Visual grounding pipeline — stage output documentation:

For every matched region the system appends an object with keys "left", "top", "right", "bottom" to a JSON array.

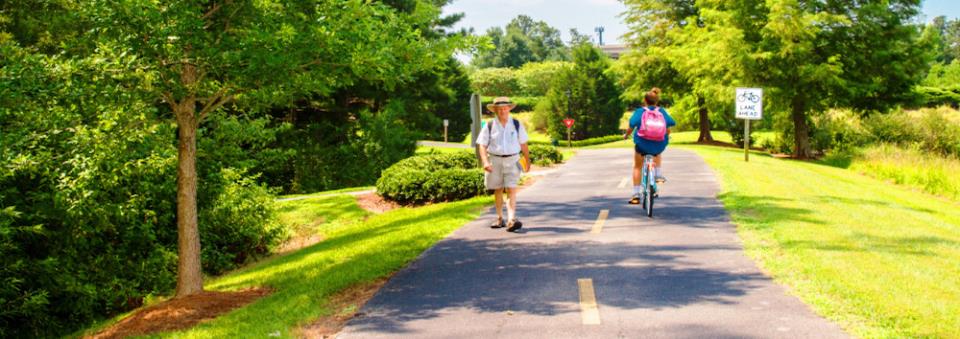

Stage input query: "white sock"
[
  {"left": 508, "top": 210, "right": 516, "bottom": 220},
  {"left": 633, "top": 185, "right": 641, "bottom": 195},
  {"left": 655, "top": 167, "right": 662, "bottom": 177}
]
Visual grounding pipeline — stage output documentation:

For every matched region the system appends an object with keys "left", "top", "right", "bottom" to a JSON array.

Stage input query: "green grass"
[
  {"left": 277, "top": 187, "right": 373, "bottom": 200},
  {"left": 583, "top": 131, "right": 734, "bottom": 149},
  {"left": 680, "top": 144, "right": 960, "bottom": 338},
  {"left": 276, "top": 194, "right": 370, "bottom": 238},
  {"left": 845, "top": 144, "right": 960, "bottom": 201},
  {"left": 81, "top": 195, "right": 493, "bottom": 338}
]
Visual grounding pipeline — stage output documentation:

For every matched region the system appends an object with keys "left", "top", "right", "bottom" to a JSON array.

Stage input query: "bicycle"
[
  {"left": 640, "top": 154, "right": 658, "bottom": 218},
  {"left": 737, "top": 92, "right": 760, "bottom": 103}
]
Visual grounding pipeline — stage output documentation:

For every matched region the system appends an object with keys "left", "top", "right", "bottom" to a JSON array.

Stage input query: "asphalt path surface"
[{"left": 339, "top": 148, "right": 847, "bottom": 338}]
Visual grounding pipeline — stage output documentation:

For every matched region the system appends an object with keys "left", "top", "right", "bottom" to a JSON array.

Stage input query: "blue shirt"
[{"left": 629, "top": 106, "right": 676, "bottom": 155}]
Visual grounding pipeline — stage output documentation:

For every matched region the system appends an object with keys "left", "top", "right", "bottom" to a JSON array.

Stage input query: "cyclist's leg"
[{"left": 653, "top": 153, "right": 666, "bottom": 182}]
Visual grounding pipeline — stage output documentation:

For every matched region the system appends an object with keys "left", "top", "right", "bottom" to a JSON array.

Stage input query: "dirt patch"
[
  {"left": 88, "top": 288, "right": 272, "bottom": 339},
  {"left": 278, "top": 234, "right": 325, "bottom": 254},
  {"left": 357, "top": 192, "right": 399, "bottom": 214},
  {"left": 297, "top": 278, "right": 389, "bottom": 338}
]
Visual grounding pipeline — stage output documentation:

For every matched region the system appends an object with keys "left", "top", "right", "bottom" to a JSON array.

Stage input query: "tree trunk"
[
  {"left": 696, "top": 95, "right": 713, "bottom": 143},
  {"left": 791, "top": 95, "right": 811, "bottom": 159},
  {"left": 174, "top": 64, "right": 204, "bottom": 298}
]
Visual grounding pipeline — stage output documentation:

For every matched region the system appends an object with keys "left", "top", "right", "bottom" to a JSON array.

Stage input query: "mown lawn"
[{"left": 681, "top": 144, "right": 960, "bottom": 338}]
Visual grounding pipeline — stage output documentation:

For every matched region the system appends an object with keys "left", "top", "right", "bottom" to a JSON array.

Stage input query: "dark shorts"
[{"left": 634, "top": 144, "right": 664, "bottom": 156}]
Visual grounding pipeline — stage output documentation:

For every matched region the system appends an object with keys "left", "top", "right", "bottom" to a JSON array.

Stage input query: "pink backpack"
[{"left": 636, "top": 106, "right": 667, "bottom": 141}]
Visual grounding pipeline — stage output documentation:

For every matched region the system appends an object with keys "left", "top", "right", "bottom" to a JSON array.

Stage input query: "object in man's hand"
[{"left": 519, "top": 157, "right": 530, "bottom": 172}]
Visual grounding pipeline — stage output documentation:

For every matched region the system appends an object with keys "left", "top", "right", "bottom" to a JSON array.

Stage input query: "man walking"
[{"left": 476, "top": 97, "right": 530, "bottom": 232}]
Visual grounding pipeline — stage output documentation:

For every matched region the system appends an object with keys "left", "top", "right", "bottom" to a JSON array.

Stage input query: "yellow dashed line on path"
[
  {"left": 578, "top": 278, "right": 601, "bottom": 325},
  {"left": 591, "top": 210, "right": 609, "bottom": 234}
]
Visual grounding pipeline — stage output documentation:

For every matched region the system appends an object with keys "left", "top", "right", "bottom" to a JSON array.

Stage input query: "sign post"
[
  {"left": 469, "top": 94, "right": 482, "bottom": 164},
  {"left": 563, "top": 118, "right": 575, "bottom": 147},
  {"left": 443, "top": 119, "right": 449, "bottom": 143},
  {"left": 735, "top": 88, "right": 763, "bottom": 162}
]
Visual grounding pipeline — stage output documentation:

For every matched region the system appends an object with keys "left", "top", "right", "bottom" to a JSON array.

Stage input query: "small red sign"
[{"left": 563, "top": 118, "right": 575, "bottom": 128}]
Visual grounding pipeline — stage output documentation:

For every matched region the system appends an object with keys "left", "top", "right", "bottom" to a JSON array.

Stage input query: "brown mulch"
[
  {"left": 88, "top": 288, "right": 272, "bottom": 339},
  {"left": 296, "top": 278, "right": 389, "bottom": 338},
  {"left": 357, "top": 192, "right": 399, "bottom": 214}
]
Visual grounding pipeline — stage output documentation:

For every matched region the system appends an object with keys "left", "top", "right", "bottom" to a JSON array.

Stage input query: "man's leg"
[
  {"left": 494, "top": 188, "right": 504, "bottom": 220},
  {"left": 506, "top": 187, "right": 518, "bottom": 221}
]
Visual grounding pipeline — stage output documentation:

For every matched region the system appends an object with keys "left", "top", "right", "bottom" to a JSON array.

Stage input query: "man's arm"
[{"left": 479, "top": 144, "right": 492, "bottom": 172}]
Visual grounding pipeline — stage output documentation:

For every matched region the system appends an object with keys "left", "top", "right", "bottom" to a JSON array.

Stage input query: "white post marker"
[
  {"left": 735, "top": 88, "right": 763, "bottom": 162},
  {"left": 443, "top": 119, "right": 449, "bottom": 143}
]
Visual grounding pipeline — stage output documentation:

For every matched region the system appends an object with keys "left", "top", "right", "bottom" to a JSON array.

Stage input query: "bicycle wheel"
[{"left": 645, "top": 176, "right": 654, "bottom": 218}]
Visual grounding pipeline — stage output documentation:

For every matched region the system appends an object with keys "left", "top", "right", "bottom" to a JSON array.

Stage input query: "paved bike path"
[{"left": 338, "top": 148, "right": 846, "bottom": 338}]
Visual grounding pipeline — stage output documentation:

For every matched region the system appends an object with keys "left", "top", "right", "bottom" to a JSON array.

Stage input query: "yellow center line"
[
  {"left": 591, "top": 209, "right": 609, "bottom": 234},
  {"left": 578, "top": 278, "right": 601, "bottom": 325},
  {"left": 617, "top": 177, "right": 630, "bottom": 189}
]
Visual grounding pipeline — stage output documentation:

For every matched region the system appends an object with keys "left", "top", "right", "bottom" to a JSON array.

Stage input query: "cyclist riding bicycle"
[{"left": 626, "top": 88, "right": 676, "bottom": 205}]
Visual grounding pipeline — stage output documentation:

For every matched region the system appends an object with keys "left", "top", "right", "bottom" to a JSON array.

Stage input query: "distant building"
[{"left": 600, "top": 44, "right": 628, "bottom": 59}]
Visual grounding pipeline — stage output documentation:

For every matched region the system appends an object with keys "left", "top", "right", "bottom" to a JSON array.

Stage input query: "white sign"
[
  {"left": 735, "top": 88, "right": 763, "bottom": 120},
  {"left": 443, "top": 119, "right": 449, "bottom": 127}
]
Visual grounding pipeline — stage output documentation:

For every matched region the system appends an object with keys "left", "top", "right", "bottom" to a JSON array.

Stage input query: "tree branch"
[
  {"left": 201, "top": 2, "right": 223, "bottom": 21},
  {"left": 197, "top": 87, "right": 234, "bottom": 122},
  {"left": 162, "top": 92, "right": 178, "bottom": 113}
]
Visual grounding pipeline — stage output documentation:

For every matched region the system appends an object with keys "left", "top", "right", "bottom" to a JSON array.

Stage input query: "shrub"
[
  {"left": 199, "top": 169, "right": 288, "bottom": 275},
  {"left": 516, "top": 61, "right": 574, "bottom": 96},
  {"left": 862, "top": 112, "right": 922, "bottom": 145},
  {"left": 470, "top": 68, "right": 520, "bottom": 96},
  {"left": 529, "top": 145, "right": 563, "bottom": 165},
  {"left": 376, "top": 152, "right": 486, "bottom": 205},
  {"left": 529, "top": 134, "right": 623, "bottom": 147}
]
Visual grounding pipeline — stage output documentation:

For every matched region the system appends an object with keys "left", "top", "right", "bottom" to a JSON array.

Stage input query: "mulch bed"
[
  {"left": 357, "top": 192, "right": 400, "bottom": 214},
  {"left": 88, "top": 288, "right": 272, "bottom": 339}
]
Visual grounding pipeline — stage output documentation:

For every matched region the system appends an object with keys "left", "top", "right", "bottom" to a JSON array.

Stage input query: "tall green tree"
[
  {"left": 619, "top": 0, "right": 721, "bottom": 142},
  {"left": 472, "top": 15, "right": 568, "bottom": 68},
  {"left": 542, "top": 44, "right": 623, "bottom": 140},
  {"left": 77, "top": 0, "right": 461, "bottom": 297}
]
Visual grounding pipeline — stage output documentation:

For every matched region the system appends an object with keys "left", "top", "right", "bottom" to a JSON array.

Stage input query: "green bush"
[
  {"left": 863, "top": 112, "right": 922, "bottom": 145},
  {"left": 516, "top": 61, "right": 574, "bottom": 96},
  {"left": 529, "top": 145, "right": 563, "bottom": 165},
  {"left": 376, "top": 152, "right": 486, "bottom": 205},
  {"left": 470, "top": 67, "right": 520, "bottom": 96},
  {"left": 199, "top": 169, "right": 288, "bottom": 275},
  {"left": 529, "top": 134, "right": 623, "bottom": 147}
]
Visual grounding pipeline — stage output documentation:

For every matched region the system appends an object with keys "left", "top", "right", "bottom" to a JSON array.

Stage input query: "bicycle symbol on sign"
[{"left": 737, "top": 91, "right": 760, "bottom": 103}]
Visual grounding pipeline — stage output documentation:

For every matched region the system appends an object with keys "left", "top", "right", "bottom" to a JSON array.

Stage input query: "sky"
[{"left": 442, "top": 0, "right": 960, "bottom": 48}]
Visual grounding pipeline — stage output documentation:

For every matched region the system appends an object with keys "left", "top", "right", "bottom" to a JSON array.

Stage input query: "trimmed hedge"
[
  {"left": 529, "top": 134, "right": 623, "bottom": 147},
  {"left": 529, "top": 145, "right": 563, "bottom": 166},
  {"left": 377, "top": 152, "right": 486, "bottom": 205}
]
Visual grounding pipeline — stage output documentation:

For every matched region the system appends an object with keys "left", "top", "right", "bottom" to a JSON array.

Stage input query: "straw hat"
[{"left": 486, "top": 96, "right": 517, "bottom": 111}]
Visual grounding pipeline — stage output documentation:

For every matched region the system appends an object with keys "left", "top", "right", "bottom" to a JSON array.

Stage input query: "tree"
[
  {"left": 636, "top": 0, "right": 929, "bottom": 158},
  {"left": 78, "top": 0, "right": 460, "bottom": 297},
  {"left": 472, "top": 15, "right": 568, "bottom": 68},
  {"left": 619, "top": 0, "right": 719, "bottom": 142},
  {"left": 542, "top": 44, "right": 623, "bottom": 140}
]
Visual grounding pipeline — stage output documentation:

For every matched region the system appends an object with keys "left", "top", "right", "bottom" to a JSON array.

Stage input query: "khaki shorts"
[{"left": 485, "top": 154, "right": 522, "bottom": 189}]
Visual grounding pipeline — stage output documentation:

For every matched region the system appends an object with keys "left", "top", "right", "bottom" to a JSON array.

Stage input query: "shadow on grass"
[
  {"left": 716, "top": 193, "right": 824, "bottom": 227},
  {"left": 782, "top": 232, "right": 960, "bottom": 257}
]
